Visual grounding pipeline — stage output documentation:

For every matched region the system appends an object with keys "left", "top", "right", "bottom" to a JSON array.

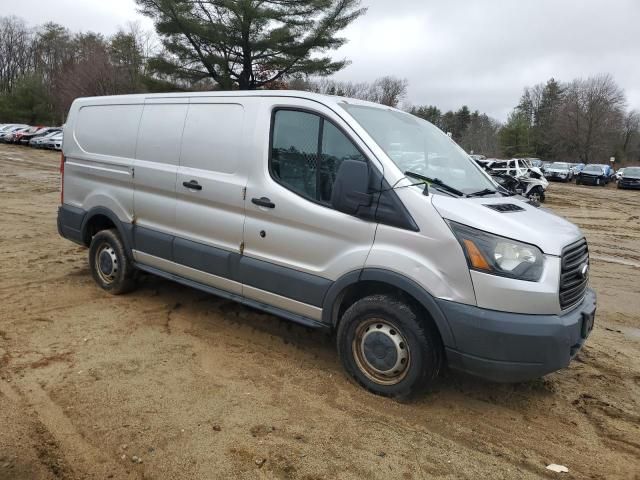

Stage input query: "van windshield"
[{"left": 339, "top": 103, "right": 495, "bottom": 194}]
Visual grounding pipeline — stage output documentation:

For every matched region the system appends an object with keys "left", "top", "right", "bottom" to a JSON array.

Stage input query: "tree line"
[
  {"left": 500, "top": 75, "right": 639, "bottom": 164},
  {"left": 0, "top": 16, "right": 162, "bottom": 124}
]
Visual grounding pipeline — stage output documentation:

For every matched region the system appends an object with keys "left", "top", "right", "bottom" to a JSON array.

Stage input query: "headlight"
[{"left": 447, "top": 221, "right": 544, "bottom": 281}]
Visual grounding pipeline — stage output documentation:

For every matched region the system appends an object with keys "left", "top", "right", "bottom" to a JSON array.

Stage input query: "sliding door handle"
[
  {"left": 182, "top": 180, "right": 202, "bottom": 191},
  {"left": 251, "top": 197, "right": 275, "bottom": 209}
]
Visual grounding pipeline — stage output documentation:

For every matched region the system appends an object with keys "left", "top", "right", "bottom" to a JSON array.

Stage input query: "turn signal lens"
[{"left": 462, "top": 239, "right": 492, "bottom": 271}]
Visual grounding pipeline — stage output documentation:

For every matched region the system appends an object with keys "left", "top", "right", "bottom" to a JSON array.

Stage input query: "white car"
[{"left": 45, "top": 133, "right": 63, "bottom": 150}]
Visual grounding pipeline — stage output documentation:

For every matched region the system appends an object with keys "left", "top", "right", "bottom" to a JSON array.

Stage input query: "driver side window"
[{"left": 271, "top": 109, "right": 366, "bottom": 204}]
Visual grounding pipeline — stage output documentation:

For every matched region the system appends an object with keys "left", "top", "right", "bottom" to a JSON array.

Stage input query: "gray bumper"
[
  {"left": 437, "top": 288, "right": 596, "bottom": 382},
  {"left": 57, "top": 204, "right": 86, "bottom": 245}
]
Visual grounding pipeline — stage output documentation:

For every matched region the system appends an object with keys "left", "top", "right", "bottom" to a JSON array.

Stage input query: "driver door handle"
[{"left": 251, "top": 197, "right": 275, "bottom": 209}]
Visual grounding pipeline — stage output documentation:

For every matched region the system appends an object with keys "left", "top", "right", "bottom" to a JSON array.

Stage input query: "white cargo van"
[{"left": 58, "top": 91, "right": 596, "bottom": 398}]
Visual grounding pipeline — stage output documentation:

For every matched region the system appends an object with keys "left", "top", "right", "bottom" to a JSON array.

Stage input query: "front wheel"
[
  {"left": 527, "top": 186, "right": 545, "bottom": 203},
  {"left": 89, "top": 229, "right": 136, "bottom": 294},
  {"left": 336, "top": 294, "right": 442, "bottom": 399}
]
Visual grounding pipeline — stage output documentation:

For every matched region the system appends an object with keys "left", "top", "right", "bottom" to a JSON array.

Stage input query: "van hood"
[{"left": 431, "top": 195, "right": 583, "bottom": 256}]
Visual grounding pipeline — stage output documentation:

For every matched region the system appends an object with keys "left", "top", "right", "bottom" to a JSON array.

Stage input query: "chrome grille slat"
[{"left": 559, "top": 238, "right": 589, "bottom": 310}]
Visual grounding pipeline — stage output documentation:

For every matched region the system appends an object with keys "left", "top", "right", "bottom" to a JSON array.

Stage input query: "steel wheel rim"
[
  {"left": 352, "top": 318, "right": 411, "bottom": 386},
  {"left": 95, "top": 243, "right": 118, "bottom": 284}
]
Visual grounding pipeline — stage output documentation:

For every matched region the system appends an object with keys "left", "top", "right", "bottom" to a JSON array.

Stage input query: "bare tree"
[
  {"left": 554, "top": 74, "right": 625, "bottom": 163},
  {"left": 291, "top": 75, "right": 407, "bottom": 107},
  {"left": 0, "top": 16, "right": 34, "bottom": 93},
  {"left": 621, "top": 110, "right": 640, "bottom": 159},
  {"left": 368, "top": 76, "right": 408, "bottom": 107}
]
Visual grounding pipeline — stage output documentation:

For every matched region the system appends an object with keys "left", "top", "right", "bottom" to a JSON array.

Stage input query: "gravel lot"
[{"left": 0, "top": 144, "right": 639, "bottom": 479}]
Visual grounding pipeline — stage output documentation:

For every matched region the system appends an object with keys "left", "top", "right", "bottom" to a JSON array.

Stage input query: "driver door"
[{"left": 240, "top": 99, "right": 380, "bottom": 320}]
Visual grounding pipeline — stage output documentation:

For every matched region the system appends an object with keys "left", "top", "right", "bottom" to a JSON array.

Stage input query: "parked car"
[
  {"left": 30, "top": 129, "right": 62, "bottom": 148},
  {"left": 617, "top": 166, "right": 640, "bottom": 190},
  {"left": 0, "top": 125, "right": 29, "bottom": 142},
  {"left": 575, "top": 165, "right": 607, "bottom": 186},
  {"left": 544, "top": 162, "right": 574, "bottom": 182},
  {"left": 483, "top": 158, "right": 548, "bottom": 202},
  {"left": 523, "top": 158, "right": 543, "bottom": 169},
  {"left": 592, "top": 164, "right": 614, "bottom": 183},
  {"left": 20, "top": 127, "right": 59, "bottom": 145},
  {"left": 45, "top": 132, "right": 63, "bottom": 150},
  {"left": 57, "top": 91, "right": 596, "bottom": 398},
  {"left": 11, "top": 126, "right": 41, "bottom": 144},
  {"left": 570, "top": 163, "right": 585, "bottom": 174},
  {"left": 0, "top": 123, "right": 28, "bottom": 134}
]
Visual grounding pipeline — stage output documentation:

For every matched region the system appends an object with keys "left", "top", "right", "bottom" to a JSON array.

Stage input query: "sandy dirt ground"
[{"left": 0, "top": 144, "right": 638, "bottom": 480}]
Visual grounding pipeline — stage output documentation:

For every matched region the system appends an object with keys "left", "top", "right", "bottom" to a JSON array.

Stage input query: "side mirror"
[{"left": 331, "top": 160, "right": 372, "bottom": 215}]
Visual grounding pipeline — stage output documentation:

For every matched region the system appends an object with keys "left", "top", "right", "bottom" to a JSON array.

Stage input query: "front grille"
[
  {"left": 559, "top": 238, "right": 589, "bottom": 309},
  {"left": 621, "top": 178, "right": 640, "bottom": 187}
]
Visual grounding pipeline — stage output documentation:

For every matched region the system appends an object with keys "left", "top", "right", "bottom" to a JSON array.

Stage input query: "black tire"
[
  {"left": 527, "top": 186, "right": 545, "bottom": 203},
  {"left": 336, "top": 294, "right": 442, "bottom": 399},
  {"left": 575, "top": 177, "right": 581, "bottom": 185},
  {"left": 88, "top": 228, "right": 136, "bottom": 295}
]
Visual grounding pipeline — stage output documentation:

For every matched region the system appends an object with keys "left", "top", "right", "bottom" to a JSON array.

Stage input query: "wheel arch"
[
  {"left": 322, "top": 268, "right": 456, "bottom": 348},
  {"left": 81, "top": 207, "right": 134, "bottom": 255}
]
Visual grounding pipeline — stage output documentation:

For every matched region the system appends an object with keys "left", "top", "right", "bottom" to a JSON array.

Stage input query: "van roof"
[{"left": 72, "top": 89, "right": 392, "bottom": 111}]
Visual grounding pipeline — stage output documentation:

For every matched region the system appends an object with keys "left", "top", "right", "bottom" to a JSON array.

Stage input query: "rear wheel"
[
  {"left": 88, "top": 229, "right": 136, "bottom": 294},
  {"left": 336, "top": 294, "right": 442, "bottom": 399}
]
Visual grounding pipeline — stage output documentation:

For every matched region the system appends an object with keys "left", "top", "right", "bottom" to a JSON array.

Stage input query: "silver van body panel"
[
  {"left": 431, "top": 195, "right": 583, "bottom": 256},
  {"left": 133, "top": 249, "right": 242, "bottom": 295},
  {"left": 471, "top": 257, "right": 562, "bottom": 314},
  {"left": 364, "top": 186, "right": 476, "bottom": 305}
]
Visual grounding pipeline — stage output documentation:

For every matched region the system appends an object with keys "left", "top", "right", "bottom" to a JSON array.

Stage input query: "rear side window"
[
  {"left": 75, "top": 104, "right": 143, "bottom": 158},
  {"left": 180, "top": 103, "right": 244, "bottom": 173},
  {"left": 271, "top": 109, "right": 365, "bottom": 203}
]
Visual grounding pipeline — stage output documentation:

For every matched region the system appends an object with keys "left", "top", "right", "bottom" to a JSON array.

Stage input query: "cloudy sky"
[{"left": 7, "top": 0, "right": 640, "bottom": 121}]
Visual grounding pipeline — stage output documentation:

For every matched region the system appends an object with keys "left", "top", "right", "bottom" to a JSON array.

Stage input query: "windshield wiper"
[
  {"left": 466, "top": 188, "right": 499, "bottom": 198},
  {"left": 404, "top": 171, "right": 464, "bottom": 197}
]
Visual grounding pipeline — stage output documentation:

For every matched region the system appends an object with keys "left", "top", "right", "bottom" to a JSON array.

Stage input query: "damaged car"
[
  {"left": 484, "top": 158, "right": 549, "bottom": 202},
  {"left": 575, "top": 164, "right": 607, "bottom": 186},
  {"left": 544, "top": 162, "right": 574, "bottom": 182},
  {"left": 617, "top": 166, "right": 640, "bottom": 190}
]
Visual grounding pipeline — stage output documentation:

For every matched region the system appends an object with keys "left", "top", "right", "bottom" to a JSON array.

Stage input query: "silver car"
[{"left": 57, "top": 91, "right": 596, "bottom": 398}]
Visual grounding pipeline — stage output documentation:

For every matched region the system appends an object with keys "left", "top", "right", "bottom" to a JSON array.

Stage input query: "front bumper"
[
  {"left": 619, "top": 179, "right": 640, "bottom": 189},
  {"left": 545, "top": 172, "right": 568, "bottom": 181},
  {"left": 437, "top": 288, "right": 596, "bottom": 382}
]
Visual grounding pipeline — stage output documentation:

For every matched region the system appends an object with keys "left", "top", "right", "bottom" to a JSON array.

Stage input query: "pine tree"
[{"left": 135, "top": 0, "right": 366, "bottom": 90}]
